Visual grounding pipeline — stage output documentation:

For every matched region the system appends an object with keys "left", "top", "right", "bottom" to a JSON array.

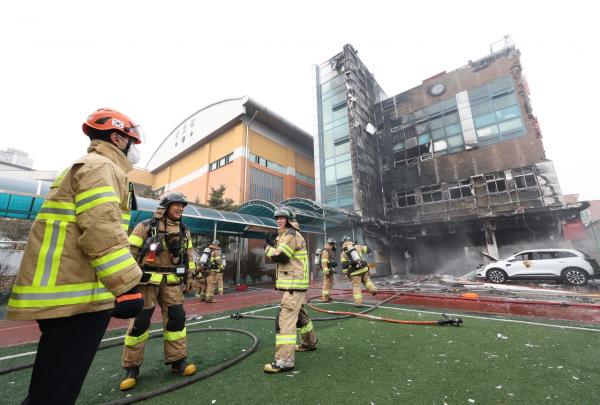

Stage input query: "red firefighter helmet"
[{"left": 82, "top": 108, "right": 143, "bottom": 144}]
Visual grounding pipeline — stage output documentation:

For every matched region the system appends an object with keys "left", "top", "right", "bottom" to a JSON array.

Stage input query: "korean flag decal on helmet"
[{"left": 112, "top": 118, "right": 124, "bottom": 129}]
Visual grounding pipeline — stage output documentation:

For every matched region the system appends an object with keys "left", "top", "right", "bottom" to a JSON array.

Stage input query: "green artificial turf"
[{"left": 1, "top": 303, "right": 599, "bottom": 405}]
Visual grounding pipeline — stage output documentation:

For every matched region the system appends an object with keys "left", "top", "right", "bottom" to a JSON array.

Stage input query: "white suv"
[{"left": 475, "top": 249, "right": 600, "bottom": 286}]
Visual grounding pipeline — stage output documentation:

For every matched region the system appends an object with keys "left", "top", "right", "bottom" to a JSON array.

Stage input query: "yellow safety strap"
[
  {"left": 121, "top": 212, "right": 131, "bottom": 231},
  {"left": 279, "top": 243, "right": 294, "bottom": 258},
  {"left": 36, "top": 201, "right": 77, "bottom": 222},
  {"left": 149, "top": 273, "right": 164, "bottom": 284},
  {"left": 9, "top": 282, "right": 113, "bottom": 308},
  {"left": 128, "top": 234, "right": 144, "bottom": 248},
  {"left": 163, "top": 327, "right": 186, "bottom": 342},
  {"left": 33, "top": 220, "right": 69, "bottom": 287},
  {"left": 297, "top": 321, "right": 313, "bottom": 335},
  {"left": 275, "top": 334, "right": 296, "bottom": 345},
  {"left": 91, "top": 247, "right": 136, "bottom": 278},
  {"left": 75, "top": 186, "right": 120, "bottom": 214},
  {"left": 125, "top": 331, "right": 149, "bottom": 347}
]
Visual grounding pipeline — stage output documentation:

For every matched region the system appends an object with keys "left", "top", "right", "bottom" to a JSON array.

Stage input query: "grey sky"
[{"left": 1, "top": 0, "right": 598, "bottom": 199}]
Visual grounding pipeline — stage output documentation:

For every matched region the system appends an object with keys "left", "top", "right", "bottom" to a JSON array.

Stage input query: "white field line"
[{"left": 0, "top": 305, "right": 279, "bottom": 362}]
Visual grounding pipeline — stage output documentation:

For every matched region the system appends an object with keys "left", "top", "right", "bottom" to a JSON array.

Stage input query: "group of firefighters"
[{"left": 5, "top": 108, "right": 376, "bottom": 404}]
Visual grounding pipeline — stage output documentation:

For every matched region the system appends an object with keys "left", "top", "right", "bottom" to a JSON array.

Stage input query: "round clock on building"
[{"left": 429, "top": 83, "right": 446, "bottom": 96}]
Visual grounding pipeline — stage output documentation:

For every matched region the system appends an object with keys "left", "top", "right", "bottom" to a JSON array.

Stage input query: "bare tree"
[
  {"left": 0, "top": 218, "right": 32, "bottom": 246},
  {"left": 0, "top": 260, "right": 16, "bottom": 302}
]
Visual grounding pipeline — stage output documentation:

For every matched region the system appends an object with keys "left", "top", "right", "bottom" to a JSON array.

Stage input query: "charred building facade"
[{"left": 315, "top": 41, "right": 583, "bottom": 275}]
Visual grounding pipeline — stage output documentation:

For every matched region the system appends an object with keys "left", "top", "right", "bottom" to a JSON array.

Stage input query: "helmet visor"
[{"left": 124, "top": 124, "right": 145, "bottom": 144}]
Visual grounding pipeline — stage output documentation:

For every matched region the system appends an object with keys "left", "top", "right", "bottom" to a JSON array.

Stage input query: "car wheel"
[
  {"left": 562, "top": 268, "right": 588, "bottom": 286},
  {"left": 487, "top": 268, "right": 507, "bottom": 284}
]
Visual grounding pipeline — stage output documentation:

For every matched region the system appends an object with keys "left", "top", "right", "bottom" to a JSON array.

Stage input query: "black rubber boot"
[
  {"left": 119, "top": 367, "right": 139, "bottom": 391},
  {"left": 171, "top": 359, "right": 197, "bottom": 376}
]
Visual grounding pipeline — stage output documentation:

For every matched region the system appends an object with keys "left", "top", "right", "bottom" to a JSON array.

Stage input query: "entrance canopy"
[
  {"left": 0, "top": 176, "right": 358, "bottom": 238},
  {"left": 237, "top": 197, "right": 358, "bottom": 233}
]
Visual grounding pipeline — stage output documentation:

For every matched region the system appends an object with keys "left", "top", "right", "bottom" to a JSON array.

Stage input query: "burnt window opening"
[
  {"left": 385, "top": 193, "right": 393, "bottom": 209},
  {"left": 397, "top": 190, "right": 416, "bottom": 207},
  {"left": 421, "top": 185, "right": 443, "bottom": 203},
  {"left": 449, "top": 179, "right": 473, "bottom": 199},
  {"left": 486, "top": 173, "right": 507, "bottom": 193},
  {"left": 513, "top": 167, "right": 537, "bottom": 189}
]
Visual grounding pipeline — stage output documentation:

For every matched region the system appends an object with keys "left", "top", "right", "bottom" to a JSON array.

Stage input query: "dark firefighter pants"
[
  {"left": 122, "top": 279, "right": 187, "bottom": 368},
  {"left": 22, "top": 309, "right": 112, "bottom": 405}
]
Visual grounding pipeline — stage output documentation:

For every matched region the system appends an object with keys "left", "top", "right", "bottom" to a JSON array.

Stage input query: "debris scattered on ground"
[{"left": 496, "top": 333, "right": 508, "bottom": 340}]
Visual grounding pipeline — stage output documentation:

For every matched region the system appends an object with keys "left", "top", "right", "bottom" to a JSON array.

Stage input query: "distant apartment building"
[
  {"left": 0, "top": 148, "right": 33, "bottom": 169},
  {"left": 0, "top": 148, "right": 58, "bottom": 181}
]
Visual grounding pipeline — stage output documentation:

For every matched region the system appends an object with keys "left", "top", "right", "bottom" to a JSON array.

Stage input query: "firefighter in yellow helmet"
[
  {"left": 320, "top": 238, "right": 338, "bottom": 302},
  {"left": 120, "top": 192, "right": 197, "bottom": 391},
  {"left": 264, "top": 208, "right": 317, "bottom": 373},
  {"left": 340, "top": 236, "right": 377, "bottom": 306},
  {"left": 202, "top": 240, "right": 224, "bottom": 303},
  {"left": 7, "top": 108, "right": 145, "bottom": 404}
]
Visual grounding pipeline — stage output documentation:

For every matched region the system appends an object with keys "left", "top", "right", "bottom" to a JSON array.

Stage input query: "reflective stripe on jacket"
[
  {"left": 265, "top": 227, "right": 309, "bottom": 291},
  {"left": 321, "top": 248, "right": 331, "bottom": 274},
  {"left": 7, "top": 141, "right": 142, "bottom": 320},
  {"left": 208, "top": 245, "right": 224, "bottom": 272}
]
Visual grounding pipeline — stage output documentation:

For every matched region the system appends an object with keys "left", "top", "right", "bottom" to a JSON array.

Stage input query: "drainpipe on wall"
[{"left": 243, "top": 110, "right": 259, "bottom": 202}]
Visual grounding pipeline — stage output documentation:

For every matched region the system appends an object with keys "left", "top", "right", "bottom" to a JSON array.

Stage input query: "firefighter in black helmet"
[
  {"left": 320, "top": 237, "right": 338, "bottom": 302},
  {"left": 264, "top": 208, "right": 317, "bottom": 373},
  {"left": 203, "top": 239, "right": 224, "bottom": 303},
  {"left": 120, "top": 191, "right": 197, "bottom": 390}
]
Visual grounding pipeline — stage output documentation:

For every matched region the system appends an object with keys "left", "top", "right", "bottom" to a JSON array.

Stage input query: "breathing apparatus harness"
[
  {"left": 138, "top": 216, "right": 190, "bottom": 279},
  {"left": 314, "top": 246, "right": 338, "bottom": 273},
  {"left": 199, "top": 245, "right": 224, "bottom": 272},
  {"left": 343, "top": 243, "right": 368, "bottom": 271}
]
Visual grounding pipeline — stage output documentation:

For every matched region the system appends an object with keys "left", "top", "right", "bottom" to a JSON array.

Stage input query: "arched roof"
[
  {"left": 146, "top": 97, "right": 246, "bottom": 171},
  {"left": 145, "top": 96, "right": 313, "bottom": 172},
  {"left": 0, "top": 176, "right": 337, "bottom": 237}
]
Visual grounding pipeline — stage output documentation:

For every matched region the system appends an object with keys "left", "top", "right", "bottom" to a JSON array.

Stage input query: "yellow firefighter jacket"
[
  {"left": 7, "top": 141, "right": 142, "bottom": 320},
  {"left": 208, "top": 244, "right": 224, "bottom": 273},
  {"left": 320, "top": 245, "right": 336, "bottom": 275},
  {"left": 341, "top": 241, "right": 370, "bottom": 276},
  {"left": 265, "top": 221, "right": 309, "bottom": 291},
  {"left": 127, "top": 214, "right": 195, "bottom": 286}
]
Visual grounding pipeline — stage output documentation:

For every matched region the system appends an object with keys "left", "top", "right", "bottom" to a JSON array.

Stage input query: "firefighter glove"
[
  {"left": 113, "top": 286, "right": 144, "bottom": 319},
  {"left": 265, "top": 233, "right": 276, "bottom": 247}
]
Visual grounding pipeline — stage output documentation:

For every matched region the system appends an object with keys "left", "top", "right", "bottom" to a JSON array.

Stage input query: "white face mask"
[{"left": 127, "top": 143, "right": 141, "bottom": 165}]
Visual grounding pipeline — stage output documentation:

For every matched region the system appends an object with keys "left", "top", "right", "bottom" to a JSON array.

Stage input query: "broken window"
[
  {"left": 449, "top": 179, "right": 473, "bottom": 199},
  {"left": 470, "top": 76, "right": 525, "bottom": 144},
  {"left": 513, "top": 167, "right": 537, "bottom": 189},
  {"left": 393, "top": 97, "right": 465, "bottom": 164},
  {"left": 485, "top": 173, "right": 506, "bottom": 193},
  {"left": 385, "top": 193, "right": 393, "bottom": 209},
  {"left": 421, "top": 185, "right": 443, "bottom": 203},
  {"left": 396, "top": 190, "right": 416, "bottom": 207}
]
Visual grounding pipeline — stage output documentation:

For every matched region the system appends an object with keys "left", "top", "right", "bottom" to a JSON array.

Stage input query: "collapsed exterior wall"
[
  {"left": 375, "top": 45, "right": 562, "bottom": 226},
  {"left": 315, "top": 41, "right": 580, "bottom": 276}
]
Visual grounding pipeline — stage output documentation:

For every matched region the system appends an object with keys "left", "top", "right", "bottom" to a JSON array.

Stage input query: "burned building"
[{"left": 314, "top": 41, "right": 583, "bottom": 275}]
